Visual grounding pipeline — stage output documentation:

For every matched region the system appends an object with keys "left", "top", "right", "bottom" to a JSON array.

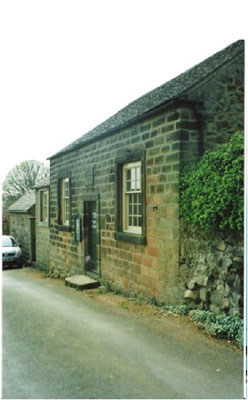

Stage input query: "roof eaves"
[
  {"left": 48, "top": 98, "right": 200, "bottom": 160},
  {"left": 48, "top": 40, "right": 244, "bottom": 161},
  {"left": 8, "top": 205, "right": 35, "bottom": 214},
  {"left": 34, "top": 183, "right": 50, "bottom": 189}
]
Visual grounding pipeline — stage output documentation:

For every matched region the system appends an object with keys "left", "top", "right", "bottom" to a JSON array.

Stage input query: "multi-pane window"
[
  {"left": 40, "top": 190, "right": 48, "bottom": 222},
  {"left": 123, "top": 161, "right": 142, "bottom": 234},
  {"left": 61, "top": 178, "right": 70, "bottom": 225}
]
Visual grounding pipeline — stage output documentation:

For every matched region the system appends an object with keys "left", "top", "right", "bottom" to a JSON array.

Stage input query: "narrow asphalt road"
[{"left": 2, "top": 268, "right": 243, "bottom": 399}]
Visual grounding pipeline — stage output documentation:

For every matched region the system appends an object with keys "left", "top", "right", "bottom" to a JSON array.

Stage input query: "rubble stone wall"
[
  {"left": 179, "top": 222, "right": 243, "bottom": 316},
  {"left": 9, "top": 209, "right": 35, "bottom": 262}
]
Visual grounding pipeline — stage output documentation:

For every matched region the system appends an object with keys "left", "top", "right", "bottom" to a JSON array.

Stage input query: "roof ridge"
[
  {"left": 49, "top": 40, "right": 244, "bottom": 159},
  {"left": 118, "top": 40, "right": 244, "bottom": 108},
  {"left": 8, "top": 190, "right": 36, "bottom": 212}
]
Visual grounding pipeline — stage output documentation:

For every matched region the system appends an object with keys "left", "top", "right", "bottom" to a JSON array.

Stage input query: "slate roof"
[
  {"left": 49, "top": 40, "right": 244, "bottom": 160},
  {"left": 34, "top": 175, "right": 50, "bottom": 189},
  {"left": 8, "top": 191, "right": 36, "bottom": 213}
]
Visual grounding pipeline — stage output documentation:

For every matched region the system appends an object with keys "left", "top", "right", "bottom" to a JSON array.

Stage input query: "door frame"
[{"left": 82, "top": 193, "right": 101, "bottom": 278}]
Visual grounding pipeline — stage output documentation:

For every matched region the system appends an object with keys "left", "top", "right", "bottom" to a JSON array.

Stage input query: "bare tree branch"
[{"left": 2, "top": 160, "right": 49, "bottom": 207}]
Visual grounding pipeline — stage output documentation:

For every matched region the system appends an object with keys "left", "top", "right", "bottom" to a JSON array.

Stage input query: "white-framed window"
[
  {"left": 40, "top": 189, "right": 49, "bottom": 222},
  {"left": 60, "top": 177, "right": 70, "bottom": 226},
  {"left": 122, "top": 161, "right": 142, "bottom": 234}
]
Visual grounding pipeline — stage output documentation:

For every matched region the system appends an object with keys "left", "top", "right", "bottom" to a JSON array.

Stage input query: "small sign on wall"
[{"left": 74, "top": 214, "right": 82, "bottom": 242}]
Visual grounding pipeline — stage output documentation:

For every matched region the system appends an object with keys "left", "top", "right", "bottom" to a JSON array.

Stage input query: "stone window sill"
[
  {"left": 58, "top": 225, "right": 71, "bottom": 232},
  {"left": 114, "top": 231, "right": 146, "bottom": 245},
  {"left": 39, "top": 221, "right": 49, "bottom": 228}
]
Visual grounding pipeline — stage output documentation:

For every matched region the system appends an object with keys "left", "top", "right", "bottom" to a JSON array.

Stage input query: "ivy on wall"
[{"left": 179, "top": 132, "right": 244, "bottom": 232}]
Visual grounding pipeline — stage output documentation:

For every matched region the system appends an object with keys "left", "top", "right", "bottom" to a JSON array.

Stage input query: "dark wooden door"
[{"left": 84, "top": 201, "right": 98, "bottom": 276}]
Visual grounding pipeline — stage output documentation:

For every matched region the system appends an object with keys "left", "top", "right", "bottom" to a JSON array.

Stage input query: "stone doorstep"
[{"left": 65, "top": 275, "right": 100, "bottom": 290}]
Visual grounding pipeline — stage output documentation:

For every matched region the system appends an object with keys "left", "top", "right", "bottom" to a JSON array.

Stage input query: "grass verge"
[{"left": 97, "top": 285, "right": 243, "bottom": 349}]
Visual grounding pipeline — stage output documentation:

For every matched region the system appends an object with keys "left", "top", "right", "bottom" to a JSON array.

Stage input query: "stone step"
[{"left": 65, "top": 275, "right": 100, "bottom": 290}]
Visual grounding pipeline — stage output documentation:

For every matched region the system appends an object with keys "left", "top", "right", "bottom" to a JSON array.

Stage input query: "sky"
[{"left": 0, "top": 0, "right": 247, "bottom": 182}]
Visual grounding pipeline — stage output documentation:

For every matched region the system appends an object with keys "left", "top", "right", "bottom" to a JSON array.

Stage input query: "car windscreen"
[{"left": 2, "top": 237, "right": 17, "bottom": 247}]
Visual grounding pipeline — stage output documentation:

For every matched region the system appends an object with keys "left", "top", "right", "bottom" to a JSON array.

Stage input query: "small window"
[
  {"left": 40, "top": 190, "right": 49, "bottom": 222},
  {"left": 115, "top": 151, "right": 146, "bottom": 244},
  {"left": 60, "top": 177, "right": 70, "bottom": 226},
  {"left": 123, "top": 161, "right": 142, "bottom": 234}
]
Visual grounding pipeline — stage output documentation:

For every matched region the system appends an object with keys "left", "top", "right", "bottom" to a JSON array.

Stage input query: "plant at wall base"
[
  {"left": 179, "top": 132, "right": 244, "bottom": 232},
  {"left": 96, "top": 283, "right": 243, "bottom": 348},
  {"left": 162, "top": 304, "right": 192, "bottom": 316},
  {"left": 189, "top": 309, "right": 243, "bottom": 348},
  {"left": 161, "top": 307, "right": 243, "bottom": 348}
]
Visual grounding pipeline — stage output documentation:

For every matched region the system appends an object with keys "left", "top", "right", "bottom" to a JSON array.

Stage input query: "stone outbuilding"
[
  {"left": 8, "top": 191, "right": 36, "bottom": 263},
  {"left": 44, "top": 40, "right": 244, "bottom": 310}
]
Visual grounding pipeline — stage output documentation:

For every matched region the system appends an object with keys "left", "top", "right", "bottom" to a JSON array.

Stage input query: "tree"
[{"left": 2, "top": 160, "right": 49, "bottom": 207}]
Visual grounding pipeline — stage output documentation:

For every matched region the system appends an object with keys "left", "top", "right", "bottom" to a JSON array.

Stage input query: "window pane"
[
  {"left": 136, "top": 167, "right": 141, "bottom": 190},
  {"left": 65, "top": 199, "right": 69, "bottom": 223},
  {"left": 40, "top": 191, "right": 48, "bottom": 221},
  {"left": 44, "top": 192, "right": 48, "bottom": 221},
  {"left": 127, "top": 181, "right": 131, "bottom": 191},
  {"left": 133, "top": 217, "right": 137, "bottom": 226},
  {"left": 60, "top": 178, "right": 70, "bottom": 225},
  {"left": 138, "top": 216, "right": 142, "bottom": 226},
  {"left": 63, "top": 179, "right": 69, "bottom": 198},
  {"left": 40, "top": 193, "right": 43, "bottom": 220},
  {"left": 129, "top": 203, "right": 132, "bottom": 214},
  {"left": 131, "top": 168, "right": 135, "bottom": 181},
  {"left": 129, "top": 168, "right": 134, "bottom": 190}
]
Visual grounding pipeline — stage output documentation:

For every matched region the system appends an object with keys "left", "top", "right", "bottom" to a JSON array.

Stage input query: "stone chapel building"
[{"left": 36, "top": 40, "right": 244, "bottom": 309}]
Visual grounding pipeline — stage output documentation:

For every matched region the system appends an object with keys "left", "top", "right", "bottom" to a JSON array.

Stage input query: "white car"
[{"left": 2, "top": 235, "right": 23, "bottom": 268}]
